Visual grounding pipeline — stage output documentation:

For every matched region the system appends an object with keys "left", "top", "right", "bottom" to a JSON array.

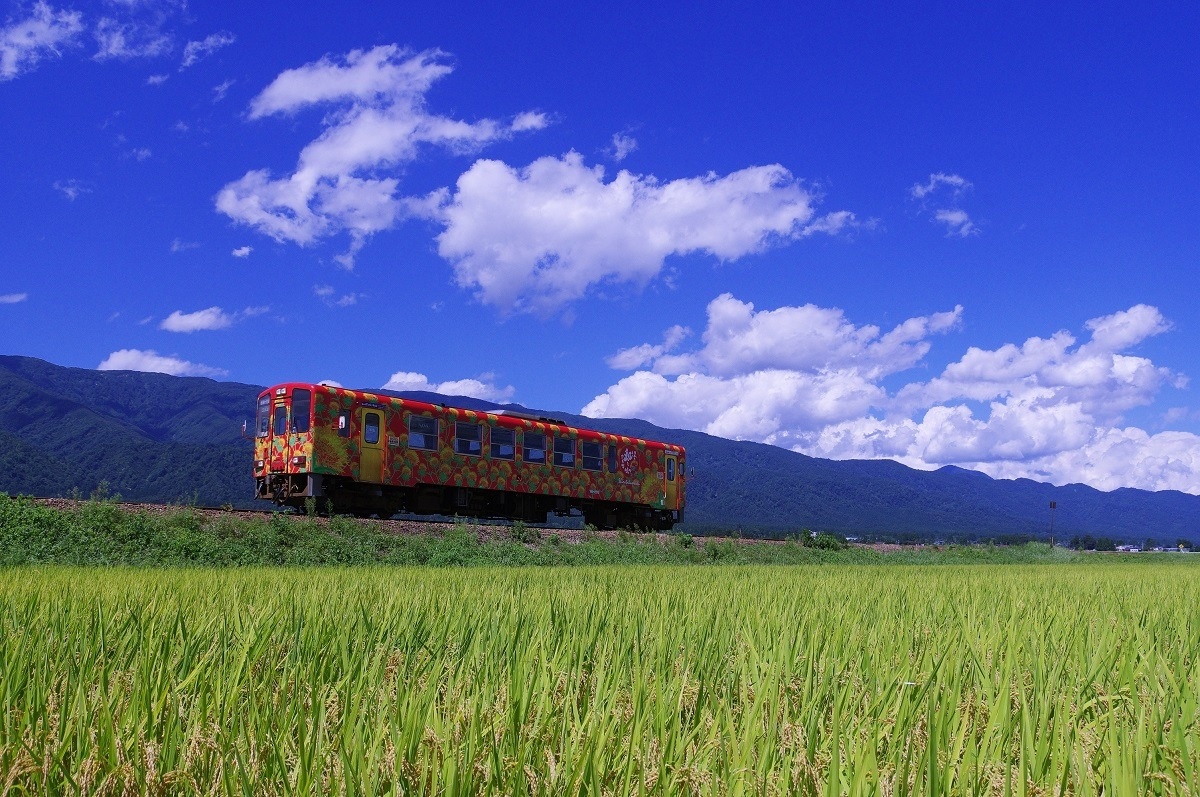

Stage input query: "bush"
[{"left": 812, "top": 533, "right": 846, "bottom": 551}]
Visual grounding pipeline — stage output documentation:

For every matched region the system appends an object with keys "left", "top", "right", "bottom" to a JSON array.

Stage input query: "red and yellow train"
[{"left": 253, "top": 383, "right": 686, "bottom": 529}]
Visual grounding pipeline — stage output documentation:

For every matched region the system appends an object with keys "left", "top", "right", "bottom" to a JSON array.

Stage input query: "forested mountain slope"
[{"left": 2, "top": 356, "right": 1197, "bottom": 542}]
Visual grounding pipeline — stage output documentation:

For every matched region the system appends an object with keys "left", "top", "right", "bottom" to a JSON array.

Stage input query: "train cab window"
[
  {"left": 273, "top": 404, "right": 287, "bottom": 436},
  {"left": 455, "top": 422, "right": 482, "bottom": 456},
  {"left": 523, "top": 432, "right": 546, "bottom": 464},
  {"left": 607, "top": 444, "right": 617, "bottom": 473},
  {"left": 256, "top": 396, "right": 270, "bottom": 438},
  {"left": 666, "top": 457, "right": 676, "bottom": 482},
  {"left": 581, "top": 441, "right": 602, "bottom": 471},
  {"left": 291, "top": 389, "right": 311, "bottom": 433},
  {"left": 408, "top": 415, "right": 438, "bottom": 450},
  {"left": 364, "top": 412, "right": 381, "bottom": 445},
  {"left": 337, "top": 411, "right": 351, "bottom": 438},
  {"left": 553, "top": 437, "right": 576, "bottom": 467},
  {"left": 491, "top": 427, "right": 515, "bottom": 459}
]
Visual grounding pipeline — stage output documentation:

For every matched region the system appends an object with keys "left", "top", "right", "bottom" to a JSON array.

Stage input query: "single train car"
[{"left": 252, "top": 383, "right": 686, "bottom": 529}]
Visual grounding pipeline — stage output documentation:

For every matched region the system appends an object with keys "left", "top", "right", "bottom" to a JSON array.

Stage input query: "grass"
[
  {"left": 1, "top": 564, "right": 1199, "bottom": 794},
  {"left": 0, "top": 492, "right": 1156, "bottom": 568}
]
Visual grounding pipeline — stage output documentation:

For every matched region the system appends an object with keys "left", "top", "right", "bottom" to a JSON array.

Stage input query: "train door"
[
  {"left": 664, "top": 452, "right": 678, "bottom": 508},
  {"left": 271, "top": 390, "right": 290, "bottom": 471},
  {"left": 359, "top": 408, "right": 384, "bottom": 483}
]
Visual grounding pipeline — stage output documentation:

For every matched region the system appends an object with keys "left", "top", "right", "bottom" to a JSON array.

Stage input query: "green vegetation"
[
  {"left": 0, "top": 493, "right": 1136, "bottom": 567},
  {"left": 2, "top": 563, "right": 1198, "bottom": 794}
]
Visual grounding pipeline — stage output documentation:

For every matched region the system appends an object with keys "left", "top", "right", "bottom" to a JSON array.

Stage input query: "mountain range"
[{"left": 1, "top": 354, "right": 1197, "bottom": 544}]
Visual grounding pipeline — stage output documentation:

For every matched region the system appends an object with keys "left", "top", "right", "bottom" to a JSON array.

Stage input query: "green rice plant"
[{"left": 0, "top": 564, "right": 1197, "bottom": 794}]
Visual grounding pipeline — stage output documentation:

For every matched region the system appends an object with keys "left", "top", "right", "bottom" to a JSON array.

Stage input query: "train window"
[
  {"left": 553, "top": 437, "right": 576, "bottom": 467},
  {"left": 364, "top": 413, "right": 381, "bottom": 445},
  {"left": 607, "top": 444, "right": 617, "bottom": 473},
  {"left": 256, "top": 396, "right": 270, "bottom": 438},
  {"left": 491, "top": 427, "right": 515, "bottom": 459},
  {"left": 273, "top": 404, "right": 287, "bottom": 436},
  {"left": 337, "top": 411, "right": 351, "bottom": 438},
  {"left": 292, "top": 389, "right": 311, "bottom": 433},
  {"left": 666, "top": 457, "right": 675, "bottom": 481},
  {"left": 581, "top": 441, "right": 602, "bottom": 471},
  {"left": 455, "top": 422, "right": 482, "bottom": 455},
  {"left": 408, "top": 415, "right": 438, "bottom": 450},
  {"left": 524, "top": 432, "right": 546, "bottom": 463}
]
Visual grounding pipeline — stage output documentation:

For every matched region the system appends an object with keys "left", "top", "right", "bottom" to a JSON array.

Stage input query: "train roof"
[{"left": 260, "top": 382, "right": 683, "bottom": 452}]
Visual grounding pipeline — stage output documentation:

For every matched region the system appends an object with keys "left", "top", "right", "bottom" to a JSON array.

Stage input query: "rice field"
[{"left": 1, "top": 564, "right": 1198, "bottom": 795}]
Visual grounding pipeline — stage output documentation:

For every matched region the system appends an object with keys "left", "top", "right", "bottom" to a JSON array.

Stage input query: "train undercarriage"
[{"left": 257, "top": 473, "right": 680, "bottom": 531}]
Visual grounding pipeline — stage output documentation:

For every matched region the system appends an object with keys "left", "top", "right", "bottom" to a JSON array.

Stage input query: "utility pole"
[{"left": 1049, "top": 501, "right": 1057, "bottom": 547}]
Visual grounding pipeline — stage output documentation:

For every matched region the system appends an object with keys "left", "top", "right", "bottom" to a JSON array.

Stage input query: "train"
[{"left": 252, "top": 382, "right": 686, "bottom": 530}]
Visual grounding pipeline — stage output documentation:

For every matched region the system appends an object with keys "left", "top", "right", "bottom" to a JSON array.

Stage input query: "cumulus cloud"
[
  {"left": 98, "top": 349, "right": 228, "bottom": 378},
  {"left": 382, "top": 371, "right": 516, "bottom": 403},
  {"left": 911, "top": 172, "right": 979, "bottom": 237},
  {"left": 586, "top": 294, "right": 961, "bottom": 443},
  {"left": 231, "top": 245, "right": 252, "bottom": 257},
  {"left": 216, "top": 45, "right": 545, "bottom": 267},
  {"left": 0, "top": 2, "right": 84, "bottom": 80},
  {"left": 425, "top": 152, "right": 853, "bottom": 313},
  {"left": 159, "top": 305, "right": 267, "bottom": 332},
  {"left": 585, "top": 299, "right": 1200, "bottom": 493},
  {"left": 0, "top": 292, "right": 29, "bottom": 304},
  {"left": 179, "top": 30, "right": 234, "bottom": 69}
]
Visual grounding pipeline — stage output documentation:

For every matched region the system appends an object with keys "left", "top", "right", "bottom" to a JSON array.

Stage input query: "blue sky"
[{"left": 2, "top": 1, "right": 1198, "bottom": 493}]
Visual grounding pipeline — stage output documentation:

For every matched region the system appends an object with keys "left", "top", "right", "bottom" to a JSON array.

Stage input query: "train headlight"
[{"left": 291, "top": 456, "right": 307, "bottom": 468}]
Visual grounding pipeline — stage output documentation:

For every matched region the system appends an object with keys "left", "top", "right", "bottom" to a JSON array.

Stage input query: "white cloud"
[
  {"left": 910, "top": 172, "right": 971, "bottom": 200},
  {"left": 130, "top": 147, "right": 152, "bottom": 161},
  {"left": 98, "top": 349, "right": 228, "bottom": 378},
  {"left": 426, "top": 152, "right": 853, "bottom": 313},
  {"left": 92, "top": 16, "right": 171, "bottom": 60},
  {"left": 608, "top": 132, "right": 637, "bottom": 162},
  {"left": 160, "top": 306, "right": 232, "bottom": 332},
  {"left": 231, "top": 245, "right": 252, "bottom": 257},
  {"left": 0, "top": 2, "right": 84, "bottom": 80},
  {"left": 314, "top": 284, "right": 363, "bottom": 307},
  {"left": 584, "top": 299, "right": 1200, "bottom": 493},
  {"left": 146, "top": 72, "right": 168, "bottom": 85},
  {"left": 382, "top": 371, "right": 515, "bottom": 403},
  {"left": 53, "top": 178, "right": 91, "bottom": 200},
  {"left": 179, "top": 30, "right": 234, "bottom": 69},
  {"left": 170, "top": 237, "right": 199, "bottom": 252},
  {"left": 586, "top": 294, "right": 960, "bottom": 442},
  {"left": 159, "top": 305, "right": 268, "bottom": 332},
  {"left": 216, "top": 45, "right": 543, "bottom": 267},
  {"left": 211, "top": 78, "right": 234, "bottom": 102},
  {"left": 934, "top": 208, "right": 978, "bottom": 237},
  {"left": 911, "top": 172, "right": 979, "bottom": 237},
  {"left": 0, "top": 292, "right": 29, "bottom": 304},
  {"left": 607, "top": 324, "right": 690, "bottom": 370}
]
